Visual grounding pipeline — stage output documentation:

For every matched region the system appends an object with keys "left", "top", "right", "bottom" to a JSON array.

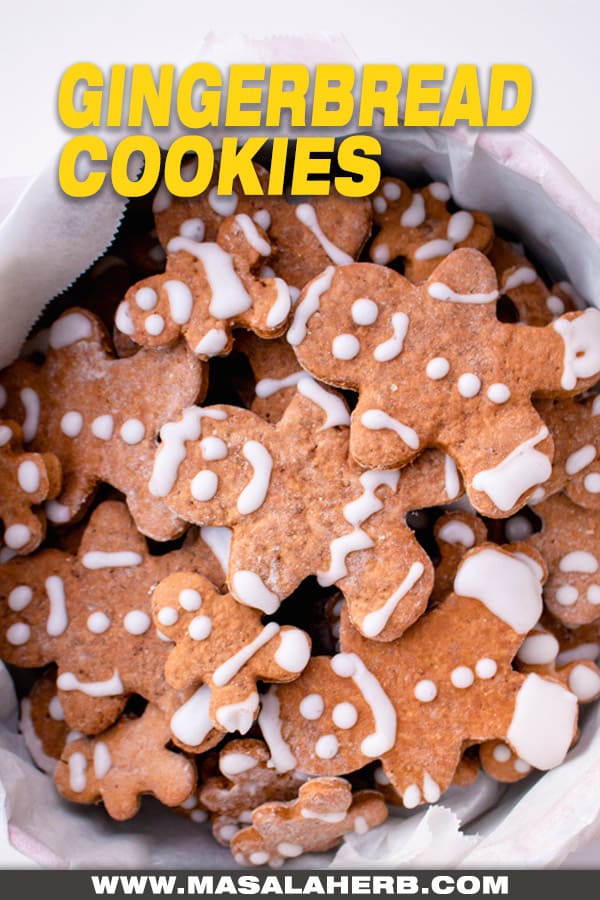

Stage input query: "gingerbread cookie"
[
  {"left": 489, "top": 237, "right": 575, "bottom": 326},
  {"left": 259, "top": 544, "right": 577, "bottom": 808},
  {"left": 115, "top": 215, "right": 293, "bottom": 360},
  {"left": 289, "top": 249, "right": 600, "bottom": 516},
  {"left": 481, "top": 624, "right": 600, "bottom": 783},
  {"left": 230, "top": 777, "right": 387, "bottom": 867},
  {"left": 54, "top": 702, "right": 197, "bottom": 820},
  {"left": 155, "top": 390, "right": 460, "bottom": 641},
  {"left": 153, "top": 161, "right": 372, "bottom": 290},
  {"left": 526, "top": 493, "right": 600, "bottom": 626},
  {"left": 151, "top": 571, "right": 311, "bottom": 734},
  {"left": 432, "top": 511, "right": 488, "bottom": 605},
  {"left": 19, "top": 670, "right": 72, "bottom": 774},
  {"left": 534, "top": 395, "right": 600, "bottom": 509},
  {"left": 0, "top": 501, "right": 224, "bottom": 737},
  {"left": 0, "top": 309, "right": 205, "bottom": 540},
  {"left": 199, "top": 739, "right": 305, "bottom": 846},
  {"left": 0, "top": 420, "right": 61, "bottom": 554},
  {"left": 369, "top": 179, "right": 493, "bottom": 281}
]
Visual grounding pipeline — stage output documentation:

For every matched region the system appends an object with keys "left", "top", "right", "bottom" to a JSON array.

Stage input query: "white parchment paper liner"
[{"left": 1, "top": 34, "right": 600, "bottom": 868}]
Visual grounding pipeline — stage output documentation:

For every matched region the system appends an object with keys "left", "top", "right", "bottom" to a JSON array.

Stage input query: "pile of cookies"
[{"left": 2, "top": 160, "right": 600, "bottom": 867}]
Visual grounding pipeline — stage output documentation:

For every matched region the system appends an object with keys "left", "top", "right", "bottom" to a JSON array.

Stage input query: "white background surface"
[
  {"left": 1, "top": 0, "right": 600, "bottom": 869},
  {"left": 1, "top": 0, "right": 600, "bottom": 202}
]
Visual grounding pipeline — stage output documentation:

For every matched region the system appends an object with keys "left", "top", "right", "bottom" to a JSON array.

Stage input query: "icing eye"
[
  {"left": 157, "top": 606, "right": 179, "bottom": 627},
  {"left": 179, "top": 589, "right": 202, "bottom": 611},
  {"left": 332, "top": 334, "right": 360, "bottom": 360},
  {"left": 351, "top": 298, "right": 379, "bottom": 326},
  {"left": 299, "top": 694, "right": 324, "bottom": 720},
  {"left": 135, "top": 287, "right": 158, "bottom": 310}
]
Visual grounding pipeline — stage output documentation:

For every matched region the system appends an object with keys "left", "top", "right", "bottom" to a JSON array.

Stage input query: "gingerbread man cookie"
[
  {"left": 230, "top": 777, "right": 388, "bottom": 867},
  {"left": 0, "top": 309, "right": 205, "bottom": 541},
  {"left": 259, "top": 544, "right": 578, "bottom": 808},
  {"left": 54, "top": 702, "right": 197, "bottom": 820},
  {"left": 289, "top": 249, "right": 600, "bottom": 517},
  {"left": 153, "top": 161, "right": 372, "bottom": 290},
  {"left": 0, "top": 501, "right": 224, "bottom": 736},
  {"left": 0, "top": 420, "right": 61, "bottom": 554},
  {"left": 369, "top": 178, "right": 493, "bottom": 281},
  {"left": 151, "top": 571, "right": 311, "bottom": 734},
  {"left": 489, "top": 237, "right": 575, "bottom": 326},
  {"left": 116, "top": 215, "right": 293, "bottom": 360},
  {"left": 431, "top": 511, "right": 488, "bottom": 605},
  {"left": 534, "top": 395, "right": 600, "bottom": 509},
  {"left": 525, "top": 493, "right": 600, "bottom": 627},
  {"left": 199, "top": 739, "right": 305, "bottom": 846},
  {"left": 155, "top": 390, "right": 460, "bottom": 641}
]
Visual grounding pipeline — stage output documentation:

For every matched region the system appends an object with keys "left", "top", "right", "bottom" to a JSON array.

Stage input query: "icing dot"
[
  {"left": 493, "top": 743, "right": 512, "bottom": 763},
  {"left": 179, "top": 589, "right": 202, "bottom": 611},
  {"left": 0, "top": 424, "right": 12, "bottom": 446},
  {"left": 4, "top": 524, "right": 31, "bottom": 550},
  {"left": 191, "top": 470, "right": 218, "bottom": 501},
  {"left": 457, "top": 373, "right": 481, "bottom": 399},
  {"left": 91, "top": 415, "right": 114, "bottom": 441},
  {"left": 299, "top": 694, "right": 324, "bottom": 720},
  {"left": 332, "top": 702, "right": 358, "bottom": 729},
  {"left": 372, "top": 196, "right": 387, "bottom": 213},
  {"left": 315, "top": 734, "right": 339, "bottom": 759},
  {"left": 450, "top": 666, "right": 474, "bottom": 688},
  {"left": 158, "top": 606, "right": 179, "bottom": 626},
  {"left": 179, "top": 218, "right": 205, "bottom": 242},
  {"left": 17, "top": 461, "right": 40, "bottom": 494},
  {"left": 584, "top": 473, "right": 600, "bottom": 494},
  {"left": 555, "top": 585, "right": 578, "bottom": 606},
  {"left": 514, "top": 759, "right": 531, "bottom": 774},
  {"left": 546, "top": 295, "right": 565, "bottom": 316},
  {"left": 374, "top": 766, "right": 390, "bottom": 785},
  {"left": 188, "top": 615, "right": 212, "bottom": 641},
  {"left": 60, "top": 411, "right": 83, "bottom": 437},
  {"left": 8, "top": 586, "right": 33, "bottom": 611},
  {"left": 426, "top": 357, "right": 450, "bottom": 380},
  {"left": 135, "top": 287, "right": 158, "bottom": 310},
  {"left": 372, "top": 244, "right": 390, "bottom": 265},
  {"left": 208, "top": 187, "right": 238, "bottom": 216},
  {"left": 6, "top": 622, "right": 30, "bottom": 645},
  {"left": 145, "top": 314, "right": 165, "bottom": 335},
  {"left": 504, "top": 515, "right": 533, "bottom": 542},
  {"left": 383, "top": 181, "right": 402, "bottom": 201},
  {"left": 48, "top": 695, "right": 64, "bottom": 721},
  {"left": 414, "top": 679, "right": 437, "bottom": 702},
  {"left": 332, "top": 334, "right": 360, "bottom": 360},
  {"left": 587, "top": 586, "right": 600, "bottom": 605},
  {"left": 123, "top": 610, "right": 151, "bottom": 635},
  {"left": 87, "top": 612, "right": 110, "bottom": 634},
  {"left": 351, "top": 298, "right": 379, "bottom": 326},
  {"left": 120, "top": 419, "right": 145, "bottom": 445},
  {"left": 253, "top": 209, "right": 271, "bottom": 231},
  {"left": 475, "top": 658, "right": 497, "bottom": 679},
  {"left": 200, "top": 437, "right": 227, "bottom": 460},
  {"left": 429, "top": 182, "right": 451, "bottom": 202},
  {"left": 487, "top": 383, "right": 511, "bottom": 404},
  {"left": 249, "top": 851, "right": 269, "bottom": 866}
]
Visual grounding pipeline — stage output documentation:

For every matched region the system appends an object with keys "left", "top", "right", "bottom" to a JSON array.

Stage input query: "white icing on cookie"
[{"left": 471, "top": 427, "right": 551, "bottom": 511}]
